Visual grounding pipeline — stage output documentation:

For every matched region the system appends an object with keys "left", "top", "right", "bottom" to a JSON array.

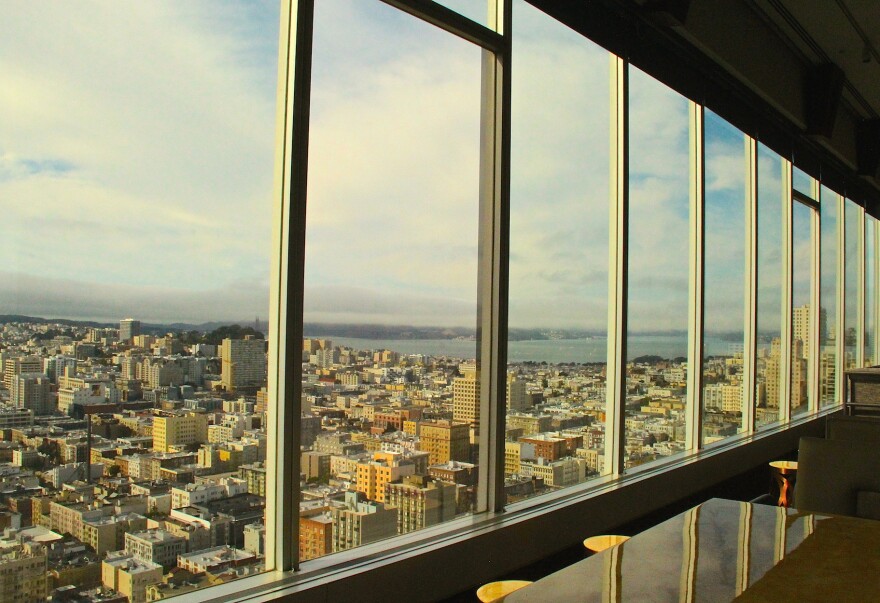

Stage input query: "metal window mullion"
[
  {"left": 685, "top": 102, "right": 704, "bottom": 450},
  {"left": 857, "top": 204, "right": 866, "bottom": 367},
  {"left": 808, "top": 179, "right": 820, "bottom": 413},
  {"left": 269, "top": 0, "right": 313, "bottom": 573},
  {"left": 604, "top": 55, "right": 628, "bottom": 478},
  {"left": 476, "top": 0, "right": 510, "bottom": 515},
  {"left": 379, "top": 0, "right": 504, "bottom": 52},
  {"left": 874, "top": 218, "right": 880, "bottom": 365},
  {"left": 836, "top": 192, "right": 846, "bottom": 405},
  {"left": 742, "top": 137, "right": 757, "bottom": 433},
  {"left": 779, "top": 160, "right": 792, "bottom": 423}
]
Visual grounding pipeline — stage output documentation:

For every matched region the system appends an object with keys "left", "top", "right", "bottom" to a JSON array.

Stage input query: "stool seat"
[
  {"left": 476, "top": 580, "right": 532, "bottom": 602},
  {"left": 583, "top": 534, "right": 630, "bottom": 552}
]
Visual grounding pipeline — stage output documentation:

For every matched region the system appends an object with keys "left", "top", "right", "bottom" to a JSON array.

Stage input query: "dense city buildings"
[{"left": 0, "top": 318, "right": 269, "bottom": 601}]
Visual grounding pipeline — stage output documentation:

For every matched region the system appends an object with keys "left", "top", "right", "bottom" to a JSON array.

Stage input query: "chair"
[
  {"left": 825, "top": 415, "right": 880, "bottom": 442},
  {"left": 796, "top": 436, "right": 880, "bottom": 519},
  {"left": 476, "top": 580, "right": 532, "bottom": 603}
]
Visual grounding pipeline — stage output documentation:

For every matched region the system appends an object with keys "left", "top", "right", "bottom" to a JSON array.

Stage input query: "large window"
[
  {"left": 867, "top": 216, "right": 878, "bottom": 366},
  {"left": 300, "top": 0, "right": 482, "bottom": 559},
  {"left": 820, "top": 186, "right": 841, "bottom": 406},
  {"left": 791, "top": 199, "right": 815, "bottom": 417},
  {"left": 701, "top": 111, "right": 748, "bottom": 444},
  {"left": 504, "top": 0, "right": 611, "bottom": 499},
  {"left": 755, "top": 146, "right": 785, "bottom": 427},
  {"left": 844, "top": 198, "right": 861, "bottom": 370},
  {"left": 625, "top": 68, "right": 691, "bottom": 469},
  {"left": 1, "top": 2, "right": 278, "bottom": 599},
  {"left": 7, "top": 2, "right": 880, "bottom": 601}
]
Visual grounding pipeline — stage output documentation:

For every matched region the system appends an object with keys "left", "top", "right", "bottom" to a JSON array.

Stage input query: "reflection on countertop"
[{"left": 507, "top": 498, "right": 880, "bottom": 602}]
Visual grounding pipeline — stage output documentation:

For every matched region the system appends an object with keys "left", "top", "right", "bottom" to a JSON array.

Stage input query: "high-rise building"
[
  {"left": 3, "top": 356, "right": 42, "bottom": 391},
  {"left": 0, "top": 542, "right": 48, "bottom": 603},
  {"left": 385, "top": 475, "right": 456, "bottom": 534},
  {"left": 119, "top": 318, "right": 141, "bottom": 343},
  {"left": 452, "top": 361, "right": 479, "bottom": 429},
  {"left": 124, "top": 529, "right": 186, "bottom": 569},
  {"left": 220, "top": 336, "right": 267, "bottom": 392},
  {"left": 793, "top": 304, "right": 811, "bottom": 357},
  {"left": 299, "top": 511, "right": 332, "bottom": 561},
  {"left": 11, "top": 373, "right": 52, "bottom": 415},
  {"left": 330, "top": 492, "right": 397, "bottom": 553},
  {"left": 355, "top": 452, "right": 416, "bottom": 503},
  {"left": 152, "top": 411, "right": 209, "bottom": 453},
  {"left": 418, "top": 420, "right": 470, "bottom": 465},
  {"left": 507, "top": 373, "right": 529, "bottom": 411}
]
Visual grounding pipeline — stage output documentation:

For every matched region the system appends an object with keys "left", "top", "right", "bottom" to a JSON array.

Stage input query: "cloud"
[
  {"left": 0, "top": 271, "right": 268, "bottom": 324},
  {"left": 2, "top": 0, "right": 757, "bottom": 334},
  {"left": 0, "top": 1, "right": 278, "bottom": 318}
]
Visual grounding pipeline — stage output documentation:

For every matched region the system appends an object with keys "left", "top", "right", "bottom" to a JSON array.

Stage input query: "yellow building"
[
  {"left": 418, "top": 420, "right": 470, "bottom": 465},
  {"left": 152, "top": 411, "right": 208, "bottom": 453},
  {"left": 0, "top": 543, "right": 48, "bottom": 603},
  {"left": 103, "top": 552, "right": 163, "bottom": 603},
  {"left": 452, "top": 362, "right": 479, "bottom": 429},
  {"left": 220, "top": 336, "right": 267, "bottom": 392},
  {"left": 355, "top": 452, "right": 415, "bottom": 503}
]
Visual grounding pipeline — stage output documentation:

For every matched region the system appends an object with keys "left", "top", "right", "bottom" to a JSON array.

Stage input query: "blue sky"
[{"left": 2, "top": 0, "right": 755, "bottom": 331}]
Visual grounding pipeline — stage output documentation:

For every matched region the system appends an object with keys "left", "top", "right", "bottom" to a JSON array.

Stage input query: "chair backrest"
[
  {"left": 825, "top": 415, "right": 880, "bottom": 441},
  {"left": 797, "top": 436, "right": 880, "bottom": 518}
]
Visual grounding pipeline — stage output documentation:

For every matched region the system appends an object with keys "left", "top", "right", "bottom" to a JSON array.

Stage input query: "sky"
[{"left": 1, "top": 0, "right": 771, "bottom": 331}]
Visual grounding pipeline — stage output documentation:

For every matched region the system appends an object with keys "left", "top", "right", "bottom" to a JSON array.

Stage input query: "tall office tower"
[
  {"left": 452, "top": 361, "right": 479, "bottom": 429},
  {"left": 11, "top": 373, "right": 52, "bottom": 415},
  {"left": 120, "top": 318, "right": 141, "bottom": 342},
  {"left": 791, "top": 350, "right": 808, "bottom": 410},
  {"left": 3, "top": 356, "right": 42, "bottom": 391},
  {"left": 418, "top": 420, "right": 470, "bottom": 465},
  {"left": 220, "top": 336, "right": 268, "bottom": 392},
  {"left": 793, "top": 304, "right": 811, "bottom": 357},
  {"left": 764, "top": 338, "right": 783, "bottom": 410},
  {"left": 507, "top": 373, "right": 529, "bottom": 411}
]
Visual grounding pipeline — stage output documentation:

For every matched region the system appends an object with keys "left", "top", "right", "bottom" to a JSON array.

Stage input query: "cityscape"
[{"left": 0, "top": 307, "right": 853, "bottom": 601}]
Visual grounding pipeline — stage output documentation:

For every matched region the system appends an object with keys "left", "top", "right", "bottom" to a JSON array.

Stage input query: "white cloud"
[{"left": 0, "top": 1, "right": 278, "bottom": 318}]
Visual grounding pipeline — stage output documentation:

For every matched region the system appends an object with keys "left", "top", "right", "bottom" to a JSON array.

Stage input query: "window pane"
[
  {"left": 0, "top": 2, "right": 278, "bottom": 598},
  {"left": 504, "top": 0, "right": 610, "bottom": 501},
  {"left": 820, "top": 186, "right": 840, "bottom": 406},
  {"left": 755, "top": 145, "right": 784, "bottom": 428},
  {"left": 791, "top": 202, "right": 813, "bottom": 417},
  {"left": 702, "top": 112, "right": 747, "bottom": 445},
  {"left": 302, "top": 0, "right": 481, "bottom": 559},
  {"left": 792, "top": 166, "right": 815, "bottom": 200},
  {"left": 844, "top": 199, "right": 860, "bottom": 370},
  {"left": 867, "top": 217, "right": 877, "bottom": 366},
  {"left": 625, "top": 68, "right": 690, "bottom": 469},
  {"left": 433, "top": 0, "right": 490, "bottom": 27}
]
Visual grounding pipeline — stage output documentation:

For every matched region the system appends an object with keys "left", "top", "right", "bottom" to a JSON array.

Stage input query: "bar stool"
[
  {"left": 476, "top": 580, "right": 532, "bottom": 602},
  {"left": 769, "top": 460, "right": 798, "bottom": 507},
  {"left": 583, "top": 534, "right": 630, "bottom": 553}
]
